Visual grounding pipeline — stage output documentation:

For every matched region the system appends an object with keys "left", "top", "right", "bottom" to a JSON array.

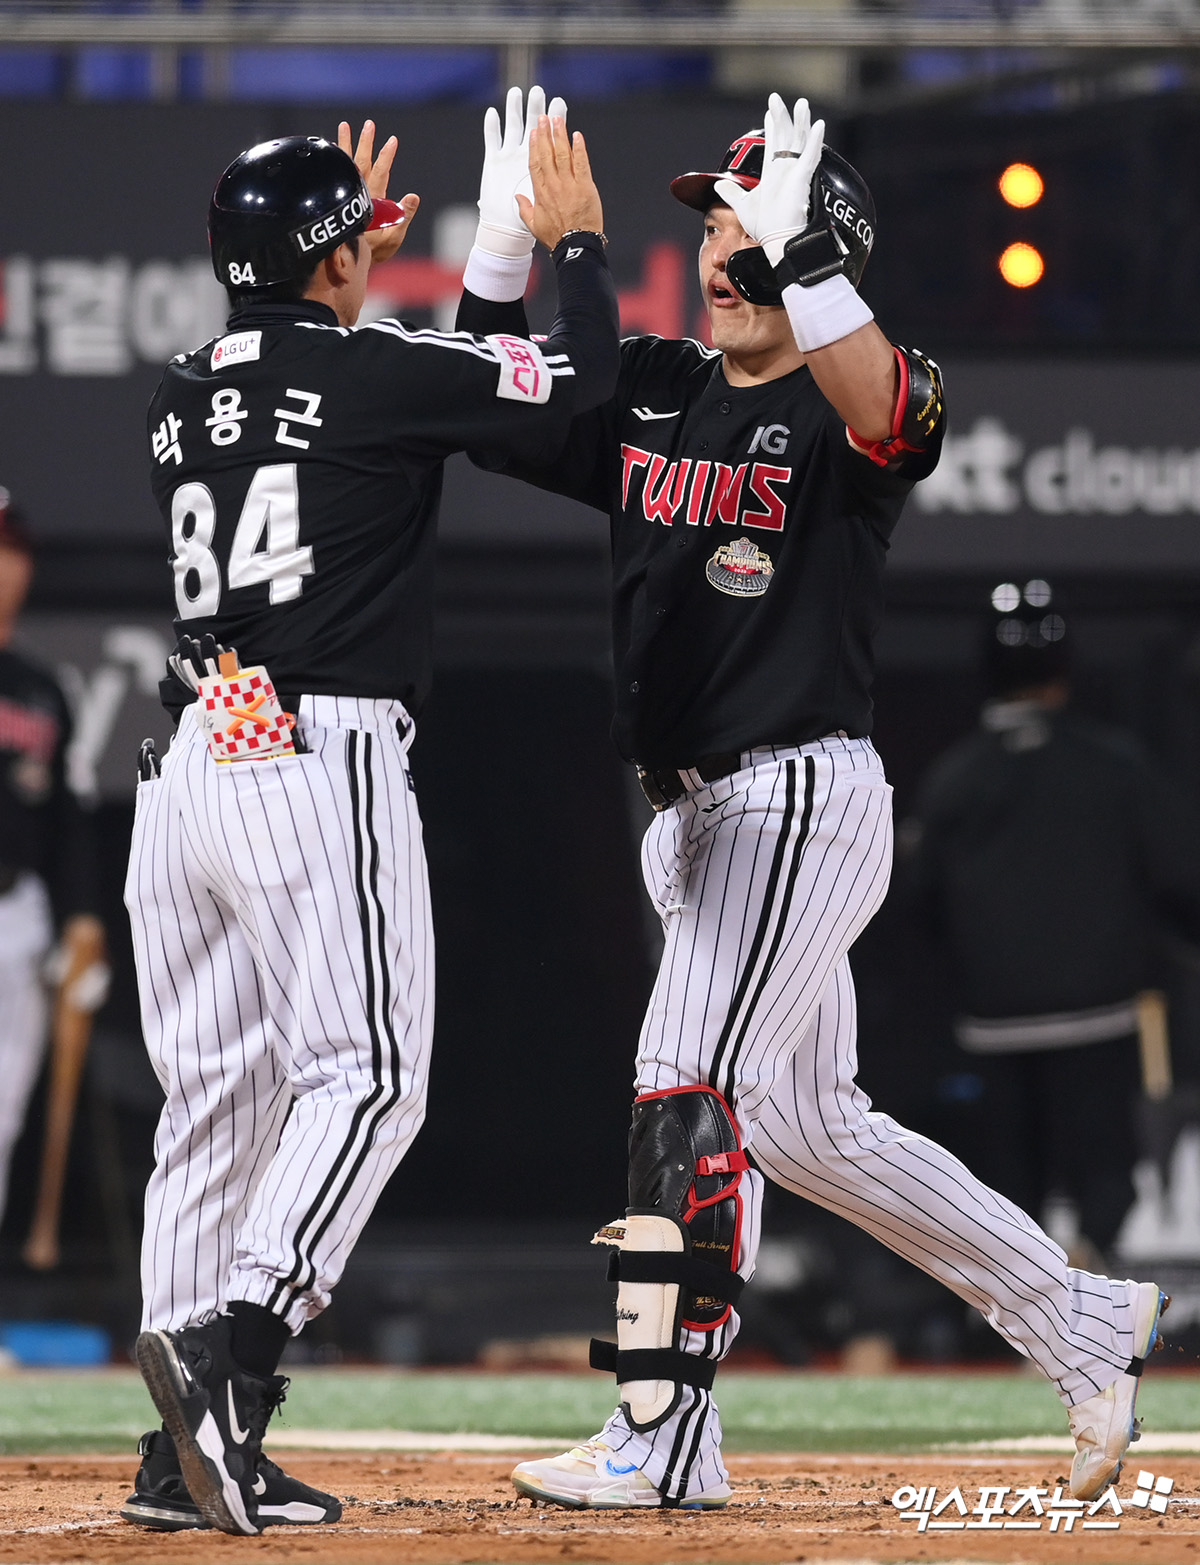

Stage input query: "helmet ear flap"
[{"left": 724, "top": 247, "right": 782, "bottom": 307}]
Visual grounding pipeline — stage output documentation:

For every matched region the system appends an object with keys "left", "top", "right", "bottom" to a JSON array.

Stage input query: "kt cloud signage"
[{"left": 896, "top": 361, "right": 1200, "bottom": 572}]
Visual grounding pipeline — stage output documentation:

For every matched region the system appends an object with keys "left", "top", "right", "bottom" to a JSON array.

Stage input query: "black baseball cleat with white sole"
[
  {"left": 134, "top": 1316, "right": 289, "bottom": 1536},
  {"left": 119, "top": 1428, "right": 342, "bottom": 1531}
]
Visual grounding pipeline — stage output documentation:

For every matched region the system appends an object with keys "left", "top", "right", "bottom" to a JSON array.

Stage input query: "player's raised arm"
[
  {"left": 365, "top": 87, "right": 617, "bottom": 438},
  {"left": 453, "top": 89, "right": 618, "bottom": 419},
  {"left": 716, "top": 93, "right": 941, "bottom": 462},
  {"left": 459, "top": 84, "right": 563, "bottom": 315},
  {"left": 515, "top": 111, "right": 618, "bottom": 412}
]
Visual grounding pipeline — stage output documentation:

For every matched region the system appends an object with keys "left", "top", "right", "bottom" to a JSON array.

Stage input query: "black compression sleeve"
[
  {"left": 542, "top": 234, "right": 620, "bottom": 412},
  {"left": 455, "top": 289, "right": 528, "bottom": 338}
]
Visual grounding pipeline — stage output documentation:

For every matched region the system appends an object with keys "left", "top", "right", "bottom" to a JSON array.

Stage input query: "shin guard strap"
[
  {"left": 589, "top": 1340, "right": 718, "bottom": 1390},
  {"left": 606, "top": 1249, "right": 746, "bottom": 1305}
]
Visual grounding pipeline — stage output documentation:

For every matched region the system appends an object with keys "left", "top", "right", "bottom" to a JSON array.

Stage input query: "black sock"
[{"left": 225, "top": 1301, "right": 292, "bottom": 1378}]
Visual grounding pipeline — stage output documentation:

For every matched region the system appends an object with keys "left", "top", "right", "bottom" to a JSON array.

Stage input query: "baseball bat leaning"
[
  {"left": 23, "top": 919, "right": 109, "bottom": 1271},
  {"left": 1137, "top": 988, "right": 1173, "bottom": 1102}
]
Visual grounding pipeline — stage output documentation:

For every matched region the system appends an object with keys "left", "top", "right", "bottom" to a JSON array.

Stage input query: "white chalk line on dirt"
[
  {"left": 266, "top": 1428, "right": 1200, "bottom": 1454},
  {"left": 0, "top": 1519, "right": 121, "bottom": 1536},
  {"left": 266, "top": 1429, "right": 566, "bottom": 1451},
  {"left": 950, "top": 1432, "right": 1200, "bottom": 1453}
]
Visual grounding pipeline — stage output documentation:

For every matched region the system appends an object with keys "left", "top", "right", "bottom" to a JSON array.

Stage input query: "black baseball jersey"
[
  {"left": 0, "top": 646, "right": 97, "bottom": 919},
  {"left": 148, "top": 235, "right": 616, "bottom": 718},
  {"left": 458, "top": 303, "right": 937, "bottom": 768}
]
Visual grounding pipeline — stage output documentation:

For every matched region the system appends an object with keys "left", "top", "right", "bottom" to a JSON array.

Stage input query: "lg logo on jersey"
[
  {"left": 748, "top": 423, "right": 789, "bottom": 456},
  {"left": 621, "top": 443, "right": 791, "bottom": 532}
]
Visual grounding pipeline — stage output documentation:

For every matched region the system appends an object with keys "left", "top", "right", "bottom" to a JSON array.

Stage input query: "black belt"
[{"left": 635, "top": 752, "right": 743, "bottom": 811}]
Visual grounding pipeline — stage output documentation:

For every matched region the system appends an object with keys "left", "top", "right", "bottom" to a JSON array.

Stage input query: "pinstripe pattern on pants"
[
  {"left": 752, "top": 958, "right": 1135, "bottom": 1405},
  {"left": 125, "top": 695, "right": 433, "bottom": 1335},
  {"left": 599, "top": 737, "right": 1140, "bottom": 1501}
]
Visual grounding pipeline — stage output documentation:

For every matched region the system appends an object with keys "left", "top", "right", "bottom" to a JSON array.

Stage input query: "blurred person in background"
[
  {"left": 0, "top": 490, "right": 103, "bottom": 1230},
  {"left": 907, "top": 582, "right": 1200, "bottom": 1268}
]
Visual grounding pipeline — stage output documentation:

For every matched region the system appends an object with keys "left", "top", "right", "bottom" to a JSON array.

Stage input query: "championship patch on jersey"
[
  {"left": 486, "top": 334, "right": 552, "bottom": 405},
  {"left": 196, "top": 665, "right": 297, "bottom": 763},
  {"left": 705, "top": 537, "right": 775, "bottom": 598},
  {"left": 210, "top": 331, "right": 262, "bottom": 373}
]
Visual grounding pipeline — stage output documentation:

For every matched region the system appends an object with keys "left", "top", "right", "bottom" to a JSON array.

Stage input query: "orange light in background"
[
  {"left": 999, "top": 241, "right": 1044, "bottom": 288},
  {"left": 999, "top": 162, "right": 1044, "bottom": 207}
]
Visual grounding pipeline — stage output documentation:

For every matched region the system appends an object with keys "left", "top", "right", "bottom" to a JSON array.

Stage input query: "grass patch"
[{"left": 1, "top": 1368, "right": 1197, "bottom": 1455}]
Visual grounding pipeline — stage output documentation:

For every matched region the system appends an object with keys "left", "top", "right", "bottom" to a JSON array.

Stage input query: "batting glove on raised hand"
[
  {"left": 476, "top": 84, "right": 568, "bottom": 257},
  {"left": 715, "top": 94, "right": 825, "bottom": 268},
  {"left": 167, "top": 633, "right": 235, "bottom": 695}
]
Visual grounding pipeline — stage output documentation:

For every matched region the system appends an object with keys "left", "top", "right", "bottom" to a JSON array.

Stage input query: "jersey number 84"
[{"left": 171, "top": 463, "right": 315, "bottom": 619}]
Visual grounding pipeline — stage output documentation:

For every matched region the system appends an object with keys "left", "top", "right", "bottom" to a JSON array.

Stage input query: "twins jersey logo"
[
  {"left": 621, "top": 443, "right": 791, "bottom": 531},
  {"left": 705, "top": 537, "right": 775, "bottom": 597}
]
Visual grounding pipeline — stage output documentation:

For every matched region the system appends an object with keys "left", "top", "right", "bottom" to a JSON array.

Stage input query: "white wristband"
[
  {"left": 476, "top": 216, "right": 534, "bottom": 260},
  {"left": 461, "top": 244, "right": 533, "bottom": 304},
  {"left": 782, "top": 273, "right": 874, "bottom": 353}
]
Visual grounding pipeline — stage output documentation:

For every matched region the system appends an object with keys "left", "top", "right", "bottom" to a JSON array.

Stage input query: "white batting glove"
[
  {"left": 475, "top": 84, "right": 568, "bottom": 257},
  {"left": 715, "top": 94, "right": 825, "bottom": 268},
  {"left": 464, "top": 86, "right": 567, "bottom": 301}
]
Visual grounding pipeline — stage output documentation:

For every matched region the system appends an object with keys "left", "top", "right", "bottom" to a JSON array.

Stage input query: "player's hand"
[
  {"left": 337, "top": 118, "right": 420, "bottom": 264},
  {"left": 518, "top": 114, "right": 604, "bottom": 253},
  {"left": 715, "top": 94, "right": 824, "bottom": 268},
  {"left": 477, "top": 85, "right": 568, "bottom": 257}
]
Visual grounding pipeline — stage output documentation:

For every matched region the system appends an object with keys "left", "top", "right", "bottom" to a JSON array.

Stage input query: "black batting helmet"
[
  {"left": 671, "top": 128, "right": 876, "bottom": 306},
  {"left": 209, "top": 136, "right": 376, "bottom": 292}
]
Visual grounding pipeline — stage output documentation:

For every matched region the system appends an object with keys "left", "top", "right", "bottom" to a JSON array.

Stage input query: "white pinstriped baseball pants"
[
  {"left": 600, "top": 738, "right": 1143, "bottom": 1502},
  {"left": 125, "top": 695, "right": 433, "bottom": 1335}
]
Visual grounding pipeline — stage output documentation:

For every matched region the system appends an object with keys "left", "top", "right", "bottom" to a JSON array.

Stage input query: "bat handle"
[{"left": 23, "top": 1229, "right": 59, "bottom": 1271}]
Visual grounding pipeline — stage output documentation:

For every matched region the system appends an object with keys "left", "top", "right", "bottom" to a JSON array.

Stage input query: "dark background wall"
[{"left": 5, "top": 86, "right": 1200, "bottom": 1361}]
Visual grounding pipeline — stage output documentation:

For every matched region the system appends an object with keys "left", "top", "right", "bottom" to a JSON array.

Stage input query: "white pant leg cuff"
[
  {"left": 461, "top": 245, "right": 533, "bottom": 303},
  {"left": 783, "top": 274, "right": 874, "bottom": 353}
]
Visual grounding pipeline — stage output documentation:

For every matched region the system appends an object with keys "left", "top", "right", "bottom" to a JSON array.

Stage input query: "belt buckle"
[{"left": 636, "top": 766, "right": 675, "bottom": 812}]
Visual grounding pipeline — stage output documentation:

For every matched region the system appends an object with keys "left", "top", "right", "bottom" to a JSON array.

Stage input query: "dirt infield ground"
[{"left": 1, "top": 1451, "right": 1197, "bottom": 1564}]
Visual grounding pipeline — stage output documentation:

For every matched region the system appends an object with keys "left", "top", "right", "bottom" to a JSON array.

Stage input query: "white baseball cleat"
[
  {"left": 1068, "top": 1281, "right": 1169, "bottom": 1501},
  {"left": 511, "top": 1440, "right": 731, "bottom": 1510}
]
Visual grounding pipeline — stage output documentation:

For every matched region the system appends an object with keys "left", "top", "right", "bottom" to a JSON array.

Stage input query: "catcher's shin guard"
[{"left": 590, "top": 1086, "right": 747, "bottom": 1428}]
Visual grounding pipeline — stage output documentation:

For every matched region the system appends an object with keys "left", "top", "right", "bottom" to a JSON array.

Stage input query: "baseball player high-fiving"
[
  {"left": 460, "top": 94, "right": 1166, "bottom": 1511},
  {"left": 123, "top": 101, "right": 617, "bottom": 1536}
]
